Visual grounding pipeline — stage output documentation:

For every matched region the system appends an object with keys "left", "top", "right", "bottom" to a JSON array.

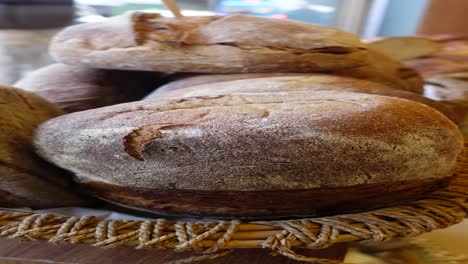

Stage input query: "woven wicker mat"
[{"left": 0, "top": 144, "right": 467, "bottom": 264}]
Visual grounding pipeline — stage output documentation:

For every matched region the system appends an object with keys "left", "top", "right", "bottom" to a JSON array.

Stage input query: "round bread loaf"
[
  {"left": 15, "top": 63, "right": 162, "bottom": 113},
  {"left": 50, "top": 12, "right": 368, "bottom": 73},
  {"left": 152, "top": 75, "right": 462, "bottom": 124},
  {"left": 0, "top": 85, "right": 85, "bottom": 208},
  {"left": 34, "top": 90, "right": 463, "bottom": 218}
]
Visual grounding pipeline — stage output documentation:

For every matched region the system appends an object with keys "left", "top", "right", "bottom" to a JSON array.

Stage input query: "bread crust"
[
  {"left": 146, "top": 73, "right": 307, "bottom": 98},
  {"left": 332, "top": 49, "right": 423, "bottom": 93},
  {"left": 365, "top": 36, "right": 441, "bottom": 60},
  {"left": 0, "top": 85, "right": 85, "bottom": 208},
  {"left": 35, "top": 91, "right": 463, "bottom": 192},
  {"left": 50, "top": 12, "right": 368, "bottom": 73},
  {"left": 405, "top": 57, "right": 468, "bottom": 76},
  {"left": 151, "top": 75, "right": 461, "bottom": 124},
  {"left": 15, "top": 63, "right": 162, "bottom": 113},
  {"left": 81, "top": 177, "right": 452, "bottom": 219}
]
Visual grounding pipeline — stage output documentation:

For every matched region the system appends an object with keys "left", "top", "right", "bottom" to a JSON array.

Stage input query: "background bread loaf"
[
  {"left": 365, "top": 36, "right": 440, "bottom": 60},
  {"left": 0, "top": 85, "right": 85, "bottom": 208},
  {"left": 331, "top": 49, "right": 423, "bottom": 93},
  {"left": 15, "top": 63, "right": 162, "bottom": 112},
  {"left": 50, "top": 12, "right": 368, "bottom": 73}
]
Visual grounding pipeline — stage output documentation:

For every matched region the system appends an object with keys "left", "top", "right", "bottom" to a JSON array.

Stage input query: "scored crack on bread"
[
  {"left": 50, "top": 12, "right": 368, "bottom": 73},
  {"left": 0, "top": 85, "right": 85, "bottom": 208},
  {"left": 15, "top": 64, "right": 163, "bottom": 113},
  {"left": 155, "top": 75, "right": 462, "bottom": 124},
  {"left": 34, "top": 91, "right": 463, "bottom": 218}
]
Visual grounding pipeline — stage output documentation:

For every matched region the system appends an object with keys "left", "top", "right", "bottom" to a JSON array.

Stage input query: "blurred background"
[{"left": 0, "top": 0, "right": 465, "bottom": 84}]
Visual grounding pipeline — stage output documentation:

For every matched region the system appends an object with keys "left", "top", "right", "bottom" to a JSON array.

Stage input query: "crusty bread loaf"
[
  {"left": 145, "top": 73, "right": 307, "bottom": 99},
  {"left": 0, "top": 85, "right": 85, "bottom": 208},
  {"left": 50, "top": 12, "right": 368, "bottom": 73},
  {"left": 425, "top": 72, "right": 468, "bottom": 102},
  {"left": 424, "top": 72, "right": 468, "bottom": 133},
  {"left": 403, "top": 36, "right": 468, "bottom": 76},
  {"left": 434, "top": 37, "right": 468, "bottom": 58},
  {"left": 34, "top": 91, "right": 463, "bottom": 218},
  {"left": 14, "top": 63, "right": 162, "bottom": 113},
  {"left": 405, "top": 57, "right": 468, "bottom": 76},
  {"left": 154, "top": 75, "right": 462, "bottom": 124},
  {"left": 364, "top": 36, "right": 440, "bottom": 60},
  {"left": 146, "top": 62, "right": 423, "bottom": 99},
  {"left": 331, "top": 49, "right": 423, "bottom": 93}
]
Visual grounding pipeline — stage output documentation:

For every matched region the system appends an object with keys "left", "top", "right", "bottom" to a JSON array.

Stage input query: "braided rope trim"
[{"left": 0, "top": 144, "right": 467, "bottom": 263}]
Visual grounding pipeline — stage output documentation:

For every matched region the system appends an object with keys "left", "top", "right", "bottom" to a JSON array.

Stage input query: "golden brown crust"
[
  {"left": 364, "top": 36, "right": 440, "bottom": 60},
  {"left": 0, "top": 85, "right": 86, "bottom": 208},
  {"left": 50, "top": 12, "right": 368, "bottom": 73},
  {"left": 331, "top": 49, "right": 423, "bottom": 93},
  {"left": 15, "top": 63, "right": 162, "bottom": 113},
  {"left": 405, "top": 57, "right": 468, "bottom": 76},
  {"left": 34, "top": 91, "right": 463, "bottom": 193}
]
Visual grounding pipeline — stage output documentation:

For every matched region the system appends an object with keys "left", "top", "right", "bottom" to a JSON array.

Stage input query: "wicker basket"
[{"left": 0, "top": 142, "right": 467, "bottom": 264}]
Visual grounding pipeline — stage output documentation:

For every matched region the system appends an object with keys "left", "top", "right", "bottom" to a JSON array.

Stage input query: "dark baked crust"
[
  {"left": 82, "top": 177, "right": 452, "bottom": 219},
  {"left": 0, "top": 85, "right": 85, "bottom": 208}
]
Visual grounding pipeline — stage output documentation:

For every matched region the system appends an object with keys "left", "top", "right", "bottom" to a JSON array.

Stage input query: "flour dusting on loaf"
[{"left": 34, "top": 91, "right": 463, "bottom": 191}]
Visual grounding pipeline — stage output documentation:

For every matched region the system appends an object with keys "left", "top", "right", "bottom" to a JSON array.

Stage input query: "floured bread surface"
[
  {"left": 0, "top": 85, "right": 85, "bottom": 208},
  {"left": 157, "top": 75, "right": 462, "bottom": 124},
  {"left": 50, "top": 12, "right": 367, "bottom": 73},
  {"left": 145, "top": 73, "right": 308, "bottom": 99},
  {"left": 34, "top": 91, "right": 463, "bottom": 191}
]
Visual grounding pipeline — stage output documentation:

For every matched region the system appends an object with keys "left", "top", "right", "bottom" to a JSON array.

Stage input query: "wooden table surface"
[{"left": 0, "top": 239, "right": 348, "bottom": 264}]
